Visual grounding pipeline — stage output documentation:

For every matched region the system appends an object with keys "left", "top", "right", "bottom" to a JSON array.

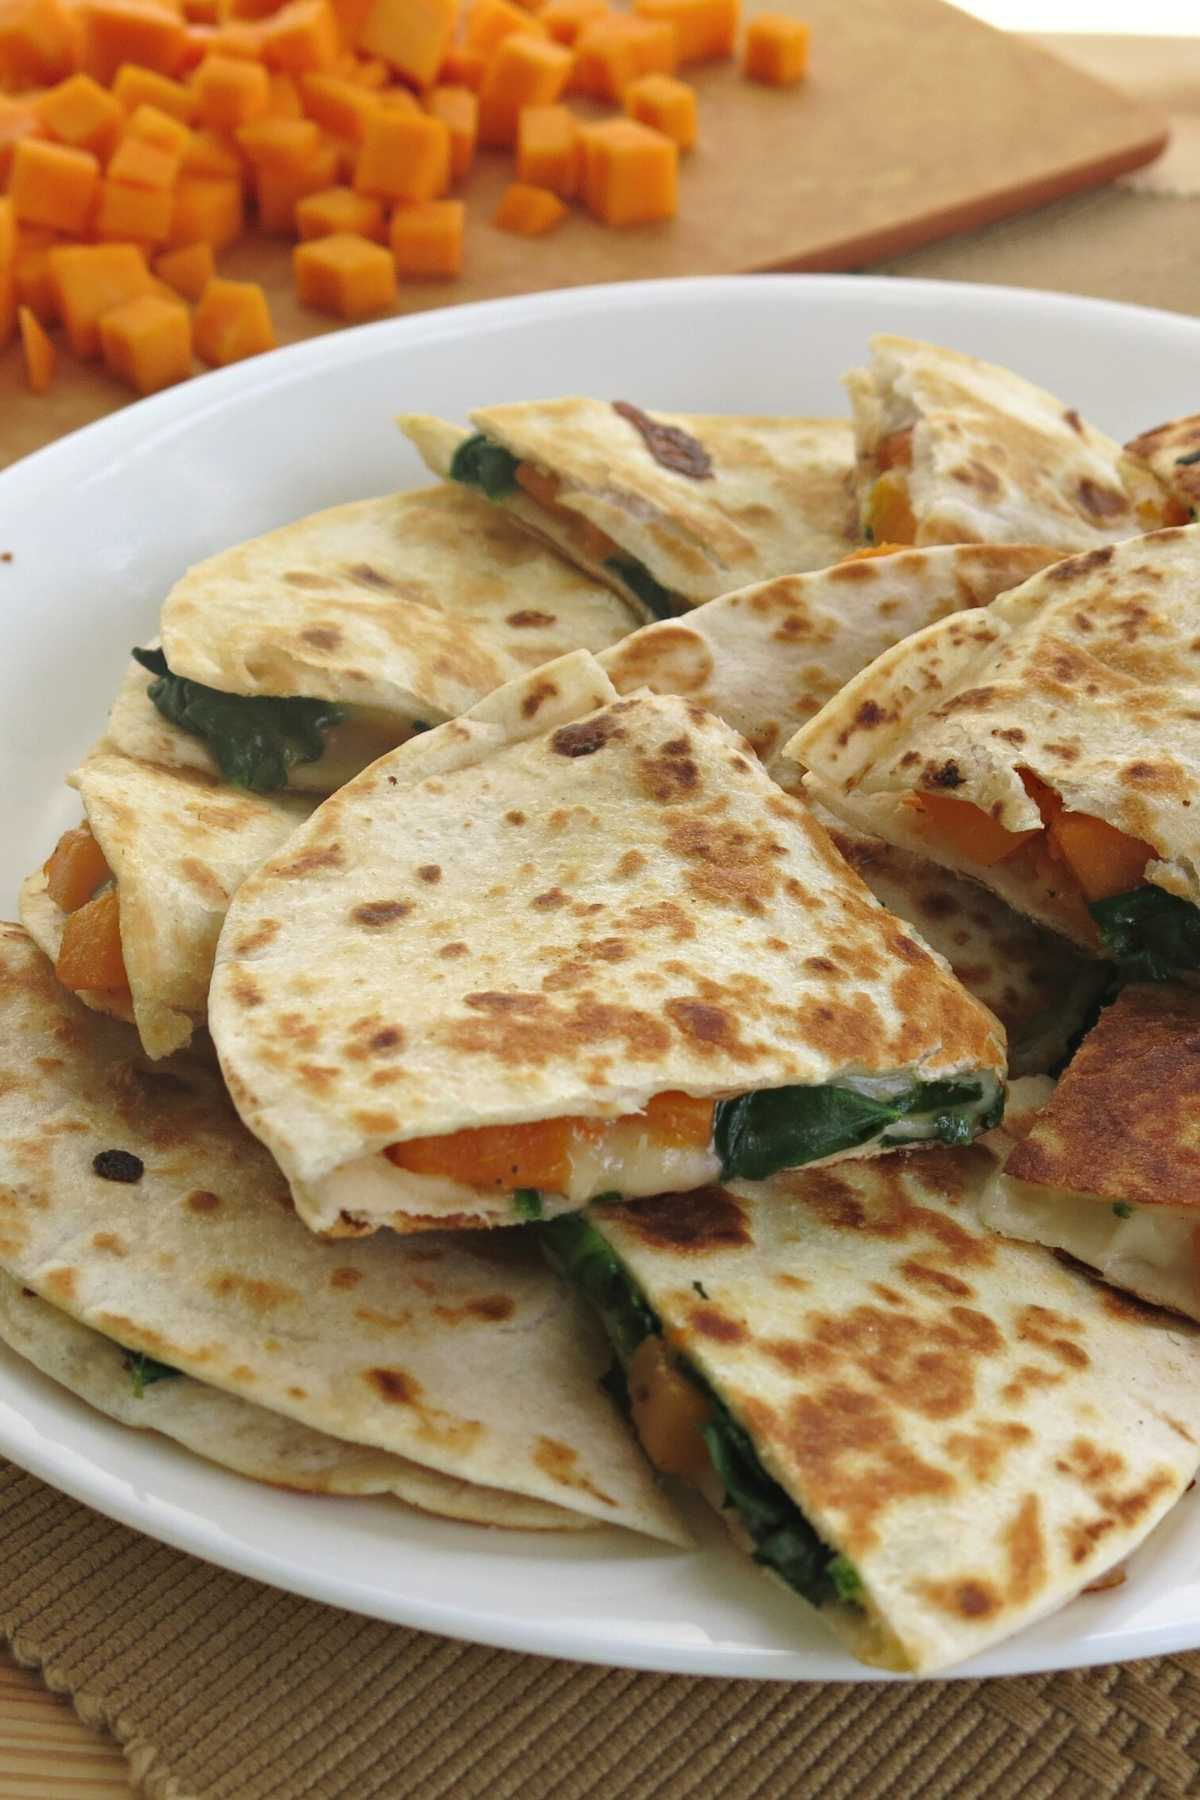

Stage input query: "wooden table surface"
[{"left": 0, "top": 29, "right": 1191, "bottom": 1798}]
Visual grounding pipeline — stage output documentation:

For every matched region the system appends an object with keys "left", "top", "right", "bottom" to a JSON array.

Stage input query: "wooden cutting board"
[{"left": 0, "top": 0, "right": 1167, "bottom": 468}]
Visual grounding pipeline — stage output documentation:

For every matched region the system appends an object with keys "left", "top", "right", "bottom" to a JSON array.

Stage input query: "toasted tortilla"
[
  {"left": 566, "top": 1088, "right": 1200, "bottom": 1672},
  {"left": 981, "top": 985, "right": 1200, "bottom": 1324},
  {"left": 790, "top": 526, "right": 1200, "bottom": 949},
  {"left": 20, "top": 752, "right": 312, "bottom": 1060},
  {"left": 847, "top": 335, "right": 1172, "bottom": 552},
  {"left": 400, "top": 406, "right": 859, "bottom": 611},
  {"left": 1125, "top": 414, "right": 1200, "bottom": 519},
  {"left": 0, "top": 924, "right": 687, "bottom": 1543},
  {"left": 210, "top": 651, "right": 1004, "bottom": 1236},
  {"left": 105, "top": 486, "right": 638, "bottom": 794}
]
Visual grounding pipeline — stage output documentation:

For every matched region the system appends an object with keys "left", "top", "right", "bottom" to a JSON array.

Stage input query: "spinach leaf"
[
  {"left": 1090, "top": 886, "right": 1200, "bottom": 982},
  {"left": 450, "top": 433, "right": 520, "bottom": 499},
  {"left": 513, "top": 1188, "right": 543, "bottom": 1221},
  {"left": 133, "top": 647, "right": 344, "bottom": 793},
  {"left": 714, "top": 1077, "right": 991, "bottom": 1182},
  {"left": 540, "top": 1214, "right": 656, "bottom": 1360},
  {"left": 122, "top": 1348, "right": 181, "bottom": 1400},
  {"left": 603, "top": 554, "right": 681, "bottom": 620}
]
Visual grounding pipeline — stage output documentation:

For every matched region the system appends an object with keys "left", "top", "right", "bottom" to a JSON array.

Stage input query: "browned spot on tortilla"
[
  {"left": 347, "top": 562, "right": 401, "bottom": 592},
  {"left": 208, "top": 1272, "right": 299, "bottom": 1312},
  {"left": 329, "top": 1267, "right": 362, "bottom": 1290},
  {"left": 368, "top": 1366, "right": 420, "bottom": 1403},
  {"left": 186, "top": 1190, "right": 221, "bottom": 1214},
  {"left": 616, "top": 849, "right": 646, "bottom": 876},
  {"left": 601, "top": 1187, "right": 750, "bottom": 1252},
  {"left": 446, "top": 992, "right": 671, "bottom": 1066},
  {"left": 775, "top": 1272, "right": 809, "bottom": 1292},
  {"left": 438, "top": 941, "right": 469, "bottom": 958},
  {"left": 639, "top": 735, "right": 700, "bottom": 804},
  {"left": 505, "top": 809, "right": 526, "bottom": 825},
  {"left": 1000, "top": 1362, "right": 1063, "bottom": 1405},
  {"left": 520, "top": 677, "right": 559, "bottom": 718},
  {"left": 416, "top": 864, "right": 442, "bottom": 884},
  {"left": 354, "top": 1305, "right": 413, "bottom": 1329},
  {"left": 300, "top": 625, "right": 341, "bottom": 651},
  {"left": 1016, "top": 1305, "right": 1090, "bottom": 1369},
  {"left": 901, "top": 1260, "right": 975, "bottom": 1300},
  {"left": 433, "top": 1294, "right": 515, "bottom": 1325},
  {"left": 918, "top": 1577, "right": 999, "bottom": 1621},
  {"left": 664, "top": 997, "right": 743, "bottom": 1055},
  {"left": 531, "top": 888, "right": 568, "bottom": 911},
  {"left": 665, "top": 814, "right": 781, "bottom": 915},
  {"left": 506, "top": 609, "right": 556, "bottom": 627},
  {"left": 533, "top": 1436, "right": 616, "bottom": 1506},
  {"left": 353, "top": 1108, "right": 399, "bottom": 1135},
  {"left": 798, "top": 1301, "right": 1003, "bottom": 1424},
  {"left": 91, "top": 1231, "right": 127, "bottom": 1255},
  {"left": 1063, "top": 408, "right": 1084, "bottom": 434},
  {"left": 233, "top": 917, "right": 280, "bottom": 957},
  {"left": 1077, "top": 478, "right": 1128, "bottom": 519},
  {"left": 178, "top": 857, "right": 228, "bottom": 906},
  {"left": 284, "top": 570, "right": 327, "bottom": 590},
  {"left": 627, "top": 901, "right": 695, "bottom": 942},
  {"left": 943, "top": 1419, "right": 1032, "bottom": 1483},
  {"left": 351, "top": 900, "right": 412, "bottom": 927},
  {"left": 687, "top": 1305, "right": 746, "bottom": 1344},
  {"left": 552, "top": 715, "right": 621, "bottom": 757},
  {"left": 274, "top": 843, "right": 343, "bottom": 877},
  {"left": 48, "top": 1267, "right": 82, "bottom": 1302}
]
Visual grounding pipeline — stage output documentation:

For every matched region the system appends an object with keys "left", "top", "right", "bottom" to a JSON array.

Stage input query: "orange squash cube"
[
  {"left": 354, "top": 107, "right": 449, "bottom": 201},
  {"left": 540, "top": 0, "right": 605, "bottom": 44},
  {"left": 235, "top": 112, "right": 319, "bottom": 170},
  {"left": 388, "top": 195, "right": 461, "bottom": 276},
  {"left": 743, "top": 12, "right": 807, "bottom": 85},
  {"left": 253, "top": 136, "right": 337, "bottom": 229},
  {"left": 293, "top": 229, "right": 395, "bottom": 317},
  {"left": 515, "top": 101, "right": 578, "bottom": 195},
  {"left": 625, "top": 70, "right": 694, "bottom": 148},
  {"left": 0, "top": 196, "right": 14, "bottom": 267},
  {"left": 18, "top": 304, "right": 57, "bottom": 393},
  {"left": 10, "top": 138, "right": 100, "bottom": 234},
  {"left": 95, "top": 175, "right": 175, "bottom": 240},
  {"left": 465, "top": 0, "right": 545, "bottom": 56},
  {"left": 193, "top": 274, "right": 275, "bottom": 363},
  {"left": 0, "top": 0, "right": 80, "bottom": 85},
  {"left": 267, "top": 70, "right": 304, "bottom": 114},
  {"left": 294, "top": 181, "right": 383, "bottom": 238},
  {"left": 112, "top": 63, "right": 197, "bottom": 119},
  {"left": 108, "top": 131, "right": 183, "bottom": 186},
  {"left": 633, "top": 0, "right": 735, "bottom": 62},
  {"left": 0, "top": 99, "right": 48, "bottom": 187},
  {"left": 0, "top": 198, "right": 14, "bottom": 350},
  {"left": 153, "top": 236, "right": 214, "bottom": 295},
  {"left": 34, "top": 74, "right": 124, "bottom": 158},
  {"left": 297, "top": 70, "right": 375, "bottom": 140},
  {"left": 193, "top": 52, "right": 270, "bottom": 126},
  {"left": 79, "top": 0, "right": 187, "bottom": 82},
  {"left": 14, "top": 239, "right": 59, "bottom": 322},
  {"left": 477, "top": 31, "right": 571, "bottom": 147},
  {"left": 48, "top": 240, "right": 154, "bottom": 355},
  {"left": 493, "top": 180, "right": 566, "bottom": 235},
  {"left": 125, "top": 100, "right": 192, "bottom": 153},
  {"left": 326, "top": 0, "right": 371, "bottom": 44},
  {"left": 580, "top": 115, "right": 675, "bottom": 224},
  {"left": 424, "top": 84, "right": 476, "bottom": 181},
  {"left": 357, "top": 0, "right": 456, "bottom": 88},
  {"left": 99, "top": 290, "right": 192, "bottom": 392},
  {"left": 203, "top": 17, "right": 267, "bottom": 56},
  {"left": 573, "top": 14, "right": 673, "bottom": 98},
  {"left": 437, "top": 42, "right": 485, "bottom": 88},
  {"left": 258, "top": 0, "right": 338, "bottom": 72},
  {"left": 166, "top": 172, "right": 244, "bottom": 245},
  {"left": 181, "top": 124, "right": 243, "bottom": 174},
  {"left": 218, "top": 0, "right": 282, "bottom": 20},
  {"left": 345, "top": 50, "right": 387, "bottom": 84}
]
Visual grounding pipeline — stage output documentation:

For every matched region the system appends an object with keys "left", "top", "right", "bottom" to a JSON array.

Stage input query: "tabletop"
[{"left": 0, "top": 25, "right": 1195, "bottom": 1799}]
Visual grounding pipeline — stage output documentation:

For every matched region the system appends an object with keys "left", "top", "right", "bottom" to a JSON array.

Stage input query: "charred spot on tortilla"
[
  {"left": 1076, "top": 479, "right": 1128, "bottom": 520},
  {"left": 611, "top": 402, "right": 714, "bottom": 481},
  {"left": 92, "top": 1149, "right": 144, "bottom": 1183},
  {"left": 552, "top": 717, "right": 620, "bottom": 757},
  {"left": 506, "top": 610, "right": 557, "bottom": 628},
  {"left": 351, "top": 900, "right": 413, "bottom": 927},
  {"left": 600, "top": 1188, "right": 752, "bottom": 1252}
]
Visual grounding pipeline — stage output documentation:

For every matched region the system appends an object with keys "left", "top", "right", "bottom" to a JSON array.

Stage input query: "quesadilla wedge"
[
  {"left": 21, "top": 751, "right": 312, "bottom": 1059},
  {"left": 210, "top": 651, "right": 1005, "bottom": 1238},
  {"left": 543, "top": 1084, "right": 1200, "bottom": 1673},
  {"left": 0, "top": 924, "right": 688, "bottom": 1543},
  {"left": 104, "top": 485, "right": 638, "bottom": 795},
  {"left": 847, "top": 335, "right": 1186, "bottom": 552},
  {"left": 400, "top": 404, "right": 859, "bottom": 617},
  {"left": 791, "top": 526, "right": 1200, "bottom": 970},
  {"left": 1125, "top": 414, "right": 1200, "bottom": 520},
  {"left": 981, "top": 984, "right": 1200, "bottom": 1325}
]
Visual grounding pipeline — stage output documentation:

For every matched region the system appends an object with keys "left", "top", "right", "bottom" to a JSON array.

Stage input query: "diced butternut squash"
[
  {"left": 79, "top": 0, "right": 187, "bottom": 83},
  {"left": 258, "top": 0, "right": 338, "bottom": 70},
  {"left": 374, "top": 84, "right": 419, "bottom": 112},
  {"left": 743, "top": 11, "right": 807, "bottom": 85},
  {"left": 0, "top": 98, "right": 49, "bottom": 185},
  {"left": 95, "top": 174, "right": 175, "bottom": 239},
  {"left": 180, "top": 123, "right": 242, "bottom": 173},
  {"left": 356, "top": 0, "right": 456, "bottom": 86},
  {"left": 108, "top": 129, "right": 182, "bottom": 185},
  {"left": 386, "top": 1115, "right": 587, "bottom": 1190},
  {"left": 876, "top": 427, "right": 912, "bottom": 471},
  {"left": 55, "top": 889, "right": 129, "bottom": 992},
  {"left": 640, "top": 1089, "right": 714, "bottom": 1147},
  {"left": 1046, "top": 811, "right": 1154, "bottom": 903},
  {"left": 166, "top": 172, "right": 243, "bottom": 244},
  {"left": 539, "top": 0, "right": 605, "bottom": 46},
  {"left": 99, "top": 288, "right": 192, "bottom": 390},
  {"left": 153, "top": 235, "right": 213, "bottom": 294},
  {"left": 912, "top": 790, "right": 1041, "bottom": 868},
  {"left": 326, "top": 0, "right": 372, "bottom": 45},
  {"left": 125, "top": 98, "right": 191, "bottom": 151},
  {"left": 579, "top": 115, "right": 675, "bottom": 225},
  {"left": 17, "top": 301, "right": 56, "bottom": 389},
  {"left": 867, "top": 471, "right": 916, "bottom": 545},
  {"left": 477, "top": 31, "right": 570, "bottom": 147},
  {"left": 294, "top": 180, "right": 382, "bottom": 238},
  {"left": 437, "top": 41, "right": 485, "bottom": 87},
  {"left": 493, "top": 179, "right": 565, "bottom": 234},
  {"left": 293, "top": 227, "right": 394, "bottom": 316},
  {"left": 218, "top": 0, "right": 281, "bottom": 21},
  {"left": 44, "top": 824, "right": 110, "bottom": 912},
  {"left": 266, "top": 68, "right": 303, "bottom": 113},
  {"left": 0, "top": 264, "right": 12, "bottom": 352},
  {"left": 627, "top": 1333, "right": 713, "bottom": 1481},
  {"left": 235, "top": 110, "right": 318, "bottom": 169},
  {"left": 624, "top": 70, "right": 694, "bottom": 147},
  {"left": 111, "top": 61, "right": 196, "bottom": 118},
  {"left": 345, "top": 49, "right": 387, "bottom": 83},
  {"left": 465, "top": 0, "right": 544, "bottom": 56},
  {"left": 423, "top": 83, "right": 476, "bottom": 180},
  {"left": 0, "top": 0, "right": 80, "bottom": 86},
  {"left": 354, "top": 107, "right": 448, "bottom": 200},
  {"left": 515, "top": 99, "right": 577, "bottom": 195},
  {"left": 202, "top": 17, "right": 267, "bottom": 56},
  {"left": 0, "top": 195, "right": 15, "bottom": 269},
  {"left": 48, "top": 239, "right": 153, "bottom": 354},
  {"left": 297, "top": 68, "right": 374, "bottom": 139},
  {"left": 35, "top": 73, "right": 124, "bottom": 157},
  {"left": 388, "top": 195, "right": 461, "bottom": 275},
  {"left": 14, "top": 238, "right": 58, "bottom": 320},
  {"left": 573, "top": 13, "right": 674, "bottom": 99},
  {"left": 193, "top": 50, "right": 270, "bottom": 125},
  {"left": 193, "top": 272, "right": 274, "bottom": 361},
  {"left": 10, "top": 137, "right": 100, "bottom": 233},
  {"left": 253, "top": 134, "right": 336, "bottom": 227},
  {"left": 633, "top": 0, "right": 734, "bottom": 62}
]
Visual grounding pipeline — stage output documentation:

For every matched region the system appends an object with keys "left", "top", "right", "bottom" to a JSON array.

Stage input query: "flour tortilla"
[
  {"left": 981, "top": 985, "right": 1200, "bottom": 1325},
  {"left": 0, "top": 924, "right": 688, "bottom": 1543},
  {"left": 847, "top": 336, "right": 1171, "bottom": 552},
  {"left": 579, "top": 1086, "right": 1200, "bottom": 1672},
  {"left": 790, "top": 526, "right": 1200, "bottom": 948},
  {"left": 20, "top": 752, "right": 312, "bottom": 1060},
  {"left": 106, "top": 486, "right": 638, "bottom": 794},
  {"left": 1125, "top": 414, "right": 1200, "bottom": 519},
  {"left": 400, "top": 406, "right": 859, "bottom": 610},
  {"left": 210, "top": 651, "right": 1004, "bottom": 1236}
]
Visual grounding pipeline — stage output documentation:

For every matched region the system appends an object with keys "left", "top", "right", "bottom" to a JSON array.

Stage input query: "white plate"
[{"left": 3, "top": 274, "right": 1200, "bottom": 1681}]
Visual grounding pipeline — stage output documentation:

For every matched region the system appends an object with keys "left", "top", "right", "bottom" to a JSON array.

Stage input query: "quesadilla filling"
[
  {"left": 42, "top": 822, "right": 129, "bottom": 998},
  {"left": 313, "top": 1076, "right": 1002, "bottom": 1225},
  {"left": 449, "top": 434, "right": 682, "bottom": 620},
  {"left": 909, "top": 767, "right": 1200, "bottom": 976},
  {"left": 541, "top": 1214, "right": 864, "bottom": 1612}
]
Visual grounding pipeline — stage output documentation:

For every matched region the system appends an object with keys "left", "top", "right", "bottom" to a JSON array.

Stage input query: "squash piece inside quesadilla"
[
  {"left": 399, "top": 403, "right": 860, "bottom": 615},
  {"left": 210, "top": 652, "right": 1005, "bottom": 1238},
  {"left": 1125, "top": 413, "right": 1200, "bottom": 522},
  {"left": 791, "top": 526, "right": 1200, "bottom": 974},
  {"left": 544, "top": 1084, "right": 1200, "bottom": 1673},
  {"left": 846, "top": 335, "right": 1187, "bottom": 553},
  {"left": 981, "top": 984, "right": 1200, "bottom": 1326}
]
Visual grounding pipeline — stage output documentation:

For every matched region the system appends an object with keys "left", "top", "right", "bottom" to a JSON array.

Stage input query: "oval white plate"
[{"left": 3, "top": 275, "right": 1200, "bottom": 1681}]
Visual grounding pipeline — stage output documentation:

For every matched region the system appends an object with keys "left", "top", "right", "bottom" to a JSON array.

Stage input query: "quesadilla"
[
  {"left": 1125, "top": 414, "right": 1200, "bottom": 520},
  {"left": 846, "top": 335, "right": 1186, "bottom": 552},
  {"left": 791, "top": 526, "right": 1200, "bottom": 971},
  {"left": 981, "top": 984, "right": 1200, "bottom": 1325},
  {"left": 0, "top": 923, "right": 687, "bottom": 1543},
  {"left": 21, "top": 751, "right": 312, "bottom": 1059},
  {"left": 103, "top": 485, "right": 639, "bottom": 795},
  {"left": 400, "top": 404, "right": 859, "bottom": 617},
  {"left": 543, "top": 1085, "right": 1200, "bottom": 1673},
  {"left": 210, "top": 651, "right": 1005, "bottom": 1238}
]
